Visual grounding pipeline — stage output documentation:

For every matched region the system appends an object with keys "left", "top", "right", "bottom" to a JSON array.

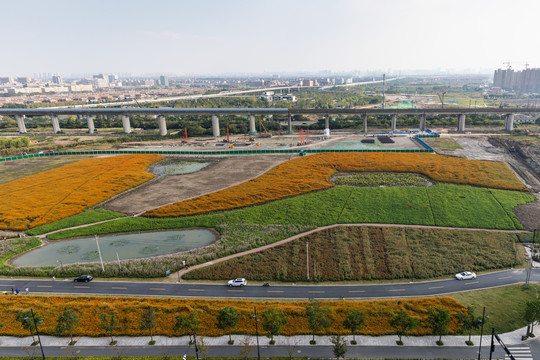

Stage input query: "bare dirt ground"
[{"left": 103, "top": 154, "right": 296, "bottom": 215}]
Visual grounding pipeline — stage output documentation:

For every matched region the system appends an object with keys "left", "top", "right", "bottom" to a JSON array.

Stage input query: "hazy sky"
[{"left": 1, "top": 0, "right": 538, "bottom": 76}]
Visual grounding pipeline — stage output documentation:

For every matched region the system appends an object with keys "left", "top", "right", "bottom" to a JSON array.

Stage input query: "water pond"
[
  {"left": 150, "top": 159, "right": 211, "bottom": 176},
  {"left": 13, "top": 229, "right": 216, "bottom": 267}
]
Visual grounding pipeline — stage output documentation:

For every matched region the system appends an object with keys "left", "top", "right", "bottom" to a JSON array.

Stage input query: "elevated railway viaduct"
[{"left": 0, "top": 107, "right": 538, "bottom": 136}]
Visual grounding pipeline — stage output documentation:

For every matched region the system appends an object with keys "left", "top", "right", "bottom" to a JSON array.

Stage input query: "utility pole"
[
  {"left": 95, "top": 235, "right": 105, "bottom": 271},
  {"left": 31, "top": 309, "right": 45, "bottom": 360},
  {"left": 382, "top": 73, "right": 386, "bottom": 109},
  {"left": 306, "top": 241, "right": 309, "bottom": 281},
  {"left": 252, "top": 307, "right": 261, "bottom": 360}
]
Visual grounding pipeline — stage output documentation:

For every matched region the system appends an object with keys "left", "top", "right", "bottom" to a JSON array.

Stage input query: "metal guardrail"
[{"left": 0, "top": 143, "right": 434, "bottom": 162}]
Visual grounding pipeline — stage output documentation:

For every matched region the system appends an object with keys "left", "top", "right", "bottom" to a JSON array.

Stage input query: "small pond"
[
  {"left": 13, "top": 229, "right": 216, "bottom": 267},
  {"left": 150, "top": 160, "right": 211, "bottom": 176}
]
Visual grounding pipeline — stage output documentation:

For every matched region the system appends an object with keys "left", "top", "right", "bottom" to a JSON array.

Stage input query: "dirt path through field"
[
  {"left": 103, "top": 155, "right": 295, "bottom": 215},
  {"left": 169, "top": 223, "right": 528, "bottom": 282}
]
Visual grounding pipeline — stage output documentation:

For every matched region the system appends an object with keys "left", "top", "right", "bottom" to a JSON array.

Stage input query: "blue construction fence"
[{"left": 0, "top": 136, "right": 434, "bottom": 162}]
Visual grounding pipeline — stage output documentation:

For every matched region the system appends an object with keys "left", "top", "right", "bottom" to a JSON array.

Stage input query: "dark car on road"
[{"left": 74, "top": 275, "right": 93, "bottom": 282}]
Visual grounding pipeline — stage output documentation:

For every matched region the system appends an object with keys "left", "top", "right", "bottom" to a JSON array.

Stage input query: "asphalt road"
[
  {"left": 1, "top": 268, "right": 538, "bottom": 299},
  {"left": 0, "top": 344, "right": 520, "bottom": 359}
]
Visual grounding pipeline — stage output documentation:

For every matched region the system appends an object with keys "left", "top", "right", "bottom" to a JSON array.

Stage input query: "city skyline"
[{"left": 1, "top": 0, "right": 539, "bottom": 77}]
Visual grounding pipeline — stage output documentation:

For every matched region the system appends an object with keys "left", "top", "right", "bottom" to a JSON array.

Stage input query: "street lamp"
[
  {"left": 25, "top": 309, "right": 45, "bottom": 360},
  {"left": 252, "top": 307, "right": 261, "bottom": 360},
  {"left": 477, "top": 307, "right": 489, "bottom": 360}
]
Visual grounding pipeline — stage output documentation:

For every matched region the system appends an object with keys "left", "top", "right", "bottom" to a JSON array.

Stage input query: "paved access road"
[
  {"left": 0, "top": 269, "right": 538, "bottom": 299},
  {"left": 0, "top": 344, "right": 523, "bottom": 359}
]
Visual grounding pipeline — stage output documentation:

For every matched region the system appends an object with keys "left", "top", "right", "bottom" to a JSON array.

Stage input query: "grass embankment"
[
  {"left": 27, "top": 209, "right": 127, "bottom": 236},
  {"left": 0, "top": 295, "right": 464, "bottom": 337},
  {"left": 144, "top": 152, "right": 526, "bottom": 218},
  {"left": 332, "top": 172, "right": 431, "bottom": 187},
  {"left": 0, "top": 236, "right": 42, "bottom": 269},
  {"left": 422, "top": 138, "right": 463, "bottom": 151},
  {"left": 0, "top": 154, "right": 163, "bottom": 230},
  {"left": 184, "top": 226, "right": 522, "bottom": 282},
  {"left": 450, "top": 284, "right": 540, "bottom": 334},
  {"left": 0, "top": 156, "right": 91, "bottom": 185},
  {"left": 10, "top": 183, "right": 529, "bottom": 279}
]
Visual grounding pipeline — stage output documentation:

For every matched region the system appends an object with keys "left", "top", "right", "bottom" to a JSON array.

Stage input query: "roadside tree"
[
  {"left": 330, "top": 334, "right": 348, "bottom": 360},
  {"left": 343, "top": 309, "right": 365, "bottom": 344},
  {"left": 54, "top": 309, "right": 80, "bottom": 345},
  {"left": 216, "top": 306, "right": 239, "bottom": 345},
  {"left": 427, "top": 307, "right": 451, "bottom": 345},
  {"left": 304, "top": 299, "right": 333, "bottom": 344},
  {"left": 523, "top": 299, "right": 540, "bottom": 335},
  {"left": 15, "top": 310, "right": 42, "bottom": 343},
  {"left": 390, "top": 310, "right": 418, "bottom": 344},
  {"left": 261, "top": 307, "right": 288, "bottom": 344},
  {"left": 173, "top": 310, "right": 201, "bottom": 344},
  {"left": 456, "top": 306, "right": 481, "bottom": 345},
  {"left": 140, "top": 307, "right": 157, "bottom": 344},
  {"left": 99, "top": 311, "right": 122, "bottom": 345}
]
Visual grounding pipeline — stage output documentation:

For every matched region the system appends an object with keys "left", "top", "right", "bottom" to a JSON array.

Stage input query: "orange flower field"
[
  {"left": 0, "top": 154, "right": 162, "bottom": 230},
  {"left": 0, "top": 295, "right": 466, "bottom": 337},
  {"left": 144, "top": 152, "right": 525, "bottom": 218}
]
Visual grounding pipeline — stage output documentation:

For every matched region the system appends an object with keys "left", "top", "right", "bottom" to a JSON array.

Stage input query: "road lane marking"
[
  {"left": 498, "top": 276, "right": 512, "bottom": 280},
  {"left": 188, "top": 289, "right": 205, "bottom": 292},
  {"left": 74, "top": 286, "right": 89, "bottom": 289},
  {"left": 348, "top": 290, "right": 365, "bottom": 293},
  {"left": 464, "top": 281, "right": 479, "bottom": 285},
  {"left": 111, "top": 287, "right": 127, "bottom": 290},
  {"left": 266, "top": 290, "right": 284, "bottom": 293},
  {"left": 37, "top": 285, "right": 53, "bottom": 288},
  {"left": 149, "top": 288, "right": 166, "bottom": 291},
  {"left": 428, "top": 286, "right": 444, "bottom": 290},
  {"left": 227, "top": 289, "right": 244, "bottom": 292},
  {"left": 308, "top": 291, "right": 325, "bottom": 293},
  {"left": 388, "top": 289, "right": 405, "bottom": 292}
]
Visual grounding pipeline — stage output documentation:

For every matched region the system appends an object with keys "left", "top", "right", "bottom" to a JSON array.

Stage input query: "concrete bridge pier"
[
  {"left": 363, "top": 113, "right": 368, "bottom": 133},
  {"left": 419, "top": 114, "right": 426, "bottom": 131},
  {"left": 211, "top": 114, "right": 220, "bottom": 137},
  {"left": 505, "top": 114, "right": 515, "bottom": 131},
  {"left": 15, "top": 115, "right": 27, "bottom": 133},
  {"left": 286, "top": 113, "right": 293, "bottom": 134},
  {"left": 391, "top": 114, "right": 397, "bottom": 132},
  {"left": 324, "top": 115, "right": 330, "bottom": 137},
  {"left": 457, "top": 114, "right": 466, "bottom": 132},
  {"left": 158, "top": 115, "right": 167, "bottom": 136},
  {"left": 248, "top": 115, "right": 257, "bottom": 135},
  {"left": 51, "top": 116, "right": 61, "bottom": 133},
  {"left": 87, "top": 116, "right": 95, "bottom": 134},
  {"left": 121, "top": 115, "right": 131, "bottom": 134}
]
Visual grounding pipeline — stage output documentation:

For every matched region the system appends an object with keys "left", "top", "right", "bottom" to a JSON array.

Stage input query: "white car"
[
  {"left": 228, "top": 278, "right": 247, "bottom": 287},
  {"left": 455, "top": 271, "right": 477, "bottom": 280}
]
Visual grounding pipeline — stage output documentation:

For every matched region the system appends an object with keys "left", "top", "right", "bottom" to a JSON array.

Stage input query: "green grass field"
[
  {"left": 450, "top": 284, "right": 540, "bottom": 334},
  {"left": 27, "top": 209, "right": 127, "bottom": 236},
  {"left": 423, "top": 138, "right": 463, "bottom": 151}
]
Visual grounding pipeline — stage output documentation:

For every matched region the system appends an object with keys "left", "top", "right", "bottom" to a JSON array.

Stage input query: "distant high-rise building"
[
  {"left": 108, "top": 74, "right": 118, "bottom": 83},
  {"left": 16, "top": 77, "right": 31, "bottom": 84},
  {"left": 494, "top": 67, "right": 540, "bottom": 93},
  {"left": 52, "top": 75, "right": 63, "bottom": 84},
  {"left": 159, "top": 75, "right": 169, "bottom": 87},
  {"left": 0, "top": 77, "right": 14, "bottom": 85}
]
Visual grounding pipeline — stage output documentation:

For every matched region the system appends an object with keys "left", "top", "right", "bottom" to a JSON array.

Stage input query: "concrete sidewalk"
[{"left": 1, "top": 325, "right": 538, "bottom": 348}]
